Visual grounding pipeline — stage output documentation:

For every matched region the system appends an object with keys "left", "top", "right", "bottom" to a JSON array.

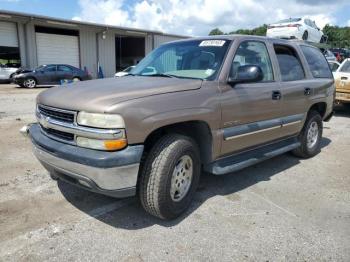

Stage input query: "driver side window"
[
  {"left": 44, "top": 65, "right": 57, "bottom": 72},
  {"left": 230, "top": 41, "right": 274, "bottom": 82}
]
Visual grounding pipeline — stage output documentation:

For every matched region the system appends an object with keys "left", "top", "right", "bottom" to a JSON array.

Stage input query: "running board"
[{"left": 205, "top": 137, "right": 300, "bottom": 175}]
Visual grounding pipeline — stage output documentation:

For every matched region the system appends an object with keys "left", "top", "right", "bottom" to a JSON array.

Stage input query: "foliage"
[
  {"left": 322, "top": 24, "right": 350, "bottom": 48},
  {"left": 229, "top": 24, "right": 267, "bottom": 36},
  {"left": 209, "top": 28, "right": 224, "bottom": 35}
]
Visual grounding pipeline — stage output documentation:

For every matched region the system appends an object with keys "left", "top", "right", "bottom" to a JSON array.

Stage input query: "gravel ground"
[{"left": 0, "top": 84, "right": 349, "bottom": 261}]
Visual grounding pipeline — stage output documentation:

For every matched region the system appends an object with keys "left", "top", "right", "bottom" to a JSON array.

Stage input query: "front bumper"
[
  {"left": 12, "top": 77, "right": 24, "bottom": 85},
  {"left": 28, "top": 123, "right": 144, "bottom": 198}
]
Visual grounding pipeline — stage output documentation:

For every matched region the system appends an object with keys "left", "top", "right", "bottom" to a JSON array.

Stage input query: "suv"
[{"left": 23, "top": 36, "right": 334, "bottom": 220}]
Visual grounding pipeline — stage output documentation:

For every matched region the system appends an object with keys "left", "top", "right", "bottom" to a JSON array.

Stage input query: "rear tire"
[
  {"left": 302, "top": 31, "right": 308, "bottom": 41},
  {"left": 292, "top": 110, "right": 322, "bottom": 158},
  {"left": 139, "top": 134, "right": 201, "bottom": 220}
]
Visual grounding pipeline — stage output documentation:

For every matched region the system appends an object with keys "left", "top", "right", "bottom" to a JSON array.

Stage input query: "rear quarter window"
[{"left": 301, "top": 46, "right": 333, "bottom": 78}]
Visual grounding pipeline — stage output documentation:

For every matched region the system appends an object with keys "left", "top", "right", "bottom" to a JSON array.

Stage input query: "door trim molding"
[{"left": 223, "top": 113, "right": 304, "bottom": 141}]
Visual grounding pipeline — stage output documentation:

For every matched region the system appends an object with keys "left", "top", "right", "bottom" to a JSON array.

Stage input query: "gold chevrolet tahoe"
[{"left": 22, "top": 36, "right": 334, "bottom": 220}]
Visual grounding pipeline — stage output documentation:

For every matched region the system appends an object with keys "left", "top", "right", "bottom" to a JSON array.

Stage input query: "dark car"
[{"left": 13, "top": 64, "right": 92, "bottom": 88}]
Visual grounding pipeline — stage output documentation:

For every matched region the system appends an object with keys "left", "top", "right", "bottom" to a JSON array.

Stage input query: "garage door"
[
  {"left": 0, "top": 21, "right": 18, "bottom": 47},
  {"left": 36, "top": 32, "right": 79, "bottom": 67}
]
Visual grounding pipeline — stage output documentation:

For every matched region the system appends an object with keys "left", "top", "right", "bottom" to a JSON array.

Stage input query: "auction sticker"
[{"left": 199, "top": 40, "right": 226, "bottom": 47}]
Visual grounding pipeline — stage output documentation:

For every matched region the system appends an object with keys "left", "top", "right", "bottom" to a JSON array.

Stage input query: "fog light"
[{"left": 76, "top": 137, "right": 127, "bottom": 151}]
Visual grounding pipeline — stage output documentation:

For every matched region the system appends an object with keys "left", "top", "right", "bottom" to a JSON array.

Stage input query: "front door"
[
  {"left": 220, "top": 40, "right": 283, "bottom": 156},
  {"left": 38, "top": 65, "right": 57, "bottom": 85}
]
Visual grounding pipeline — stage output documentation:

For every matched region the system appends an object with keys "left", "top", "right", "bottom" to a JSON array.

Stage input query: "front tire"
[
  {"left": 24, "top": 78, "right": 36, "bottom": 88},
  {"left": 139, "top": 134, "right": 201, "bottom": 220},
  {"left": 292, "top": 110, "right": 323, "bottom": 158}
]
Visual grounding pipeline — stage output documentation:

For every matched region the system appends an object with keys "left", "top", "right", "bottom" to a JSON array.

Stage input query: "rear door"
[
  {"left": 219, "top": 39, "right": 283, "bottom": 156},
  {"left": 272, "top": 43, "right": 309, "bottom": 137}
]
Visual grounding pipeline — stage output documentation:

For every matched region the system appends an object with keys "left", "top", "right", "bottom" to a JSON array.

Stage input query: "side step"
[{"left": 204, "top": 137, "right": 300, "bottom": 175}]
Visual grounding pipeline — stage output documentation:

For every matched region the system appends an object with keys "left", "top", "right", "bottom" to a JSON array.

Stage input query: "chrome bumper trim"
[{"left": 33, "top": 144, "right": 139, "bottom": 191}]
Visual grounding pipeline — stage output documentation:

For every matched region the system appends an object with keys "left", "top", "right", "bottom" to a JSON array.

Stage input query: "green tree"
[
  {"left": 209, "top": 28, "right": 224, "bottom": 35},
  {"left": 229, "top": 24, "right": 267, "bottom": 36}
]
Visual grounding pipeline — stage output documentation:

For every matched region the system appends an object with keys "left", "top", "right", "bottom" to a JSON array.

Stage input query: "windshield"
[
  {"left": 274, "top": 18, "right": 301, "bottom": 24},
  {"left": 35, "top": 65, "right": 46, "bottom": 71},
  {"left": 131, "top": 39, "right": 231, "bottom": 80},
  {"left": 340, "top": 60, "right": 350, "bottom": 73}
]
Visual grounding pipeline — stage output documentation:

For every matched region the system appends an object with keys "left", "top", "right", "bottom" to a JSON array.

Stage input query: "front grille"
[
  {"left": 38, "top": 105, "right": 75, "bottom": 123},
  {"left": 42, "top": 127, "right": 74, "bottom": 142}
]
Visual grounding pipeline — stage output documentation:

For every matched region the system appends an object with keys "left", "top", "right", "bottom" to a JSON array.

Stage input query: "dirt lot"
[{"left": 0, "top": 84, "right": 349, "bottom": 261}]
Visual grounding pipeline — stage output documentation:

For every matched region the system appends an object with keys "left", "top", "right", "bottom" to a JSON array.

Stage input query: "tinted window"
[
  {"left": 340, "top": 60, "right": 350, "bottom": 73},
  {"left": 275, "top": 18, "right": 301, "bottom": 23},
  {"left": 301, "top": 46, "right": 333, "bottom": 78},
  {"left": 304, "top": 19, "right": 311, "bottom": 26},
  {"left": 230, "top": 41, "right": 273, "bottom": 81},
  {"left": 43, "top": 65, "right": 56, "bottom": 72},
  {"left": 329, "top": 62, "right": 339, "bottom": 72},
  {"left": 274, "top": 45, "right": 305, "bottom": 81},
  {"left": 58, "top": 65, "right": 73, "bottom": 72}
]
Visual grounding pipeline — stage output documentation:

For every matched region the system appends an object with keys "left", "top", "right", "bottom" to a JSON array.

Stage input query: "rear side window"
[
  {"left": 329, "top": 62, "right": 339, "bottom": 72},
  {"left": 301, "top": 46, "right": 333, "bottom": 78},
  {"left": 274, "top": 44, "right": 305, "bottom": 81},
  {"left": 58, "top": 65, "right": 73, "bottom": 72}
]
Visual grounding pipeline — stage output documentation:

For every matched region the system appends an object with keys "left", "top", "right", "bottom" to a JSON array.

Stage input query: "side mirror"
[{"left": 228, "top": 65, "right": 264, "bottom": 85}]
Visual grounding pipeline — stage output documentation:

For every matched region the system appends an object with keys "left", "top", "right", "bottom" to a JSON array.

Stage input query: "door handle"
[
  {"left": 272, "top": 90, "right": 281, "bottom": 100},
  {"left": 304, "top": 87, "right": 311, "bottom": 96}
]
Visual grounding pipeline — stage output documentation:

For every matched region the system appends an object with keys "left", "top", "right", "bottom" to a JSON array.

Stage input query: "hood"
[{"left": 37, "top": 76, "right": 202, "bottom": 112}]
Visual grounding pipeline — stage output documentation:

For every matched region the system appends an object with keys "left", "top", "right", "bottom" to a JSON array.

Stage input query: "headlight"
[
  {"left": 77, "top": 112, "right": 125, "bottom": 128},
  {"left": 77, "top": 137, "right": 127, "bottom": 151}
]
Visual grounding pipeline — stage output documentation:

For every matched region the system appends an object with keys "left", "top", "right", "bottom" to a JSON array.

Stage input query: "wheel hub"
[
  {"left": 25, "top": 79, "right": 35, "bottom": 88},
  {"left": 307, "top": 121, "right": 319, "bottom": 148},
  {"left": 170, "top": 155, "right": 193, "bottom": 202}
]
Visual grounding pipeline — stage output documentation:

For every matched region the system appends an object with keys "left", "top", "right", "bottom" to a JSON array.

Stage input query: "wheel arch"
[
  {"left": 142, "top": 120, "right": 213, "bottom": 165},
  {"left": 308, "top": 102, "right": 327, "bottom": 118},
  {"left": 26, "top": 76, "right": 38, "bottom": 83}
]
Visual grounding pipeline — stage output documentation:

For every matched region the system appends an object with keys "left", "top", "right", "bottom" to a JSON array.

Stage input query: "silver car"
[{"left": 0, "top": 64, "right": 18, "bottom": 82}]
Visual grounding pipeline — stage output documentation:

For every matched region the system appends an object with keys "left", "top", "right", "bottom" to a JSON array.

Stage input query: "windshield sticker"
[
  {"left": 199, "top": 40, "right": 226, "bottom": 47},
  {"left": 205, "top": 69, "right": 215, "bottom": 75}
]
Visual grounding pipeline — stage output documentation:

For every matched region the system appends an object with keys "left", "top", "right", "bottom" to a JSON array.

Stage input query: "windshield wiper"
[{"left": 145, "top": 73, "right": 178, "bottom": 78}]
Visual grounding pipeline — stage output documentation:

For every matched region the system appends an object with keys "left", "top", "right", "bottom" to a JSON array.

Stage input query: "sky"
[{"left": 0, "top": 0, "right": 349, "bottom": 36}]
